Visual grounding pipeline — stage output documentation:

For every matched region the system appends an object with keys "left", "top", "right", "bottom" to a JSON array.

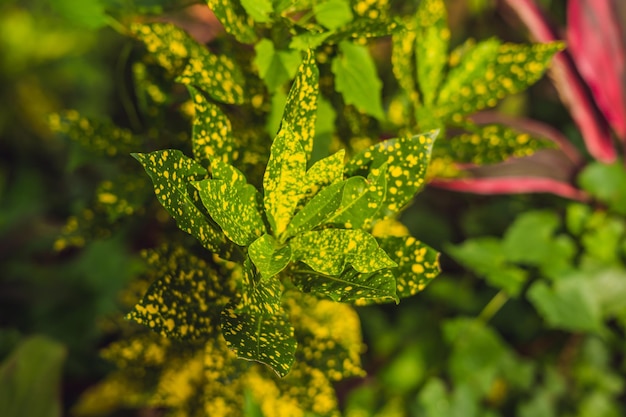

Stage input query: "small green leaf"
[
  {"left": 578, "top": 162, "right": 626, "bottom": 215},
  {"left": 331, "top": 41, "right": 385, "bottom": 120},
  {"left": 241, "top": 0, "right": 274, "bottom": 22},
  {"left": 377, "top": 236, "right": 440, "bottom": 299},
  {"left": 290, "top": 228, "right": 397, "bottom": 275},
  {"left": 132, "top": 150, "right": 235, "bottom": 258},
  {"left": 254, "top": 39, "right": 302, "bottom": 92},
  {"left": 292, "top": 266, "right": 398, "bottom": 303},
  {"left": 221, "top": 301, "right": 296, "bottom": 377},
  {"left": 207, "top": 0, "right": 258, "bottom": 44},
  {"left": 415, "top": 0, "right": 449, "bottom": 106},
  {"left": 290, "top": 32, "right": 332, "bottom": 50},
  {"left": 314, "top": 0, "right": 354, "bottom": 30},
  {"left": 345, "top": 132, "right": 437, "bottom": 216},
  {"left": 285, "top": 181, "right": 345, "bottom": 238},
  {"left": 249, "top": 234, "right": 292, "bottom": 278},
  {"left": 328, "top": 166, "right": 387, "bottom": 230},
  {"left": 127, "top": 245, "right": 233, "bottom": 339},
  {"left": 193, "top": 164, "right": 265, "bottom": 246},
  {"left": 178, "top": 53, "right": 246, "bottom": 104},
  {"left": 188, "top": 86, "right": 237, "bottom": 165},
  {"left": 281, "top": 50, "right": 319, "bottom": 157},
  {"left": 442, "top": 124, "right": 556, "bottom": 165},
  {"left": 263, "top": 126, "right": 307, "bottom": 236}
]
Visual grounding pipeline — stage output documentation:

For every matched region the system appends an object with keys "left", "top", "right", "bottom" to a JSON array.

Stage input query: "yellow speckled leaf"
[
  {"left": 132, "top": 150, "right": 236, "bottom": 258},
  {"left": 285, "top": 181, "right": 345, "bottom": 239},
  {"left": 300, "top": 149, "right": 345, "bottom": 200},
  {"left": 436, "top": 39, "right": 564, "bottom": 120},
  {"left": 345, "top": 131, "right": 437, "bottom": 216},
  {"left": 193, "top": 173, "right": 265, "bottom": 246},
  {"left": 188, "top": 86, "right": 237, "bottom": 165},
  {"left": 207, "top": 0, "right": 258, "bottom": 44},
  {"left": 391, "top": 20, "right": 419, "bottom": 106},
  {"left": 127, "top": 246, "right": 235, "bottom": 339},
  {"left": 248, "top": 234, "right": 292, "bottom": 278},
  {"left": 178, "top": 53, "right": 246, "bottom": 104},
  {"left": 281, "top": 50, "right": 319, "bottom": 158},
  {"left": 290, "top": 228, "right": 397, "bottom": 275},
  {"left": 415, "top": 0, "right": 449, "bottom": 106},
  {"left": 263, "top": 126, "right": 307, "bottom": 236},
  {"left": 439, "top": 124, "right": 557, "bottom": 165}
]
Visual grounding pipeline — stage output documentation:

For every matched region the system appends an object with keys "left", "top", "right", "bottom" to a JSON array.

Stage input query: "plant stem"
[{"left": 478, "top": 290, "right": 509, "bottom": 323}]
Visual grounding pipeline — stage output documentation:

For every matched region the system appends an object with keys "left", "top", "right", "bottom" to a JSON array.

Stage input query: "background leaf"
[
  {"left": 207, "top": 0, "right": 258, "bottom": 43},
  {"left": 415, "top": 0, "right": 449, "bottom": 106},
  {"left": 254, "top": 39, "right": 302, "bottom": 92}
]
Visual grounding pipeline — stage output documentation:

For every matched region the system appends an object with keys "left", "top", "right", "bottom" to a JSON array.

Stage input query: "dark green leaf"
[
  {"left": 50, "top": 0, "right": 107, "bottom": 29},
  {"left": 248, "top": 234, "right": 292, "bottom": 278},
  {"left": 345, "top": 131, "right": 437, "bottom": 216},
  {"left": 292, "top": 266, "right": 397, "bottom": 303},
  {"left": 188, "top": 86, "right": 236, "bottom": 165},
  {"left": 132, "top": 150, "right": 235, "bottom": 258},
  {"left": 331, "top": 41, "right": 385, "bottom": 120},
  {"left": 290, "top": 228, "right": 397, "bottom": 275}
]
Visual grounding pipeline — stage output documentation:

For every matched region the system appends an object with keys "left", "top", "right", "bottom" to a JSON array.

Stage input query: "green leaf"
[
  {"left": 314, "top": 0, "right": 354, "bottom": 30},
  {"left": 345, "top": 131, "right": 437, "bottom": 216},
  {"left": 392, "top": 21, "right": 418, "bottom": 105},
  {"left": 436, "top": 39, "right": 563, "bottom": 120},
  {"left": 0, "top": 336, "right": 66, "bottom": 417},
  {"left": 188, "top": 86, "right": 236, "bottom": 165},
  {"left": 578, "top": 162, "right": 626, "bottom": 215},
  {"left": 254, "top": 39, "right": 302, "bottom": 92},
  {"left": 377, "top": 236, "right": 440, "bottom": 299},
  {"left": 301, "top": 149, "right": 345, "bottom": 198},
  {"left": 331, "top": 41, "right": 385, "bottom": 120},
  {"left": 442, "top": 124, "right": 556, "bottom": 165},
  {"left": 328, "top": 17, "right": 401, "bottom": 42},
  {"left": 290, "top": 228, "right": 397, "bottom": 275},
  {"left": 527, "top": 279, "right": 603, "bottom": 333},
  {"left": 207, "top": 0, "right": 258, "bottom": 44},
  {"left": 285, "top": 181, "right": 345, "bottom": 238},
  {"left": 221, "top": 302, "right": 296, "bottom": 377},
  {"left": 127, "top": 245, "right": 234, "bottom": 339},
  {"left": 248, "top": 234, "right": 292, "bottom": 278},
  {"left": 281, "top": 50, "right": 319, "bottom": 157},
  {"left": 290, "top": 32, "right": 332, "bottom": 50},
  {"left": 327, "top": 166, "right": 387, "bottom": 230},
  {"left": 263, "top": 126, "right": 307, "bottom": 237},
  {"left": 415, "top": 0, "right": 449, "bottom": 106},
  {"left": 132, "top": 150, "right": 235, "bottom": 258},
  {"left": 292, "top": 266, "right": 398, "bottom": 303},
  {"left": 50, "top": 0, "right": 107, "bottom": 29},
  {"left": 193, "top": 164, "right": 265, "bottom": 246},
  {"left": 177, "top": 53, "right": 247, "bottom": 105},
  {"left": 241, "top": 0, "right": 274, "bottom": 22}
]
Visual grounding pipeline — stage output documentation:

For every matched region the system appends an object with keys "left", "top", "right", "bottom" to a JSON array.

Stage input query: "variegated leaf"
[
  {"left": 248, "top": 234, "right": 292, "bottom": 278},
  {"left": 290, "top": 229, "right": 397, "bottom": 275},
  {"left": 178, "top": 53, "right": 246, "bottom": 104},
  {"left": 345, "top": 131, "right": 437, "bottom": 216},
  {"left": 327, "top": 166, "right": 386, "bottom": 230},
  {"left": 207, "top": 0, "right": 258, "bottom": 44},
  {"left": 263, "top": 126, "right": 307, "bottom": 236},
  {"left": 221, "top": 301, "right": 296, "bottom": 377},
  {"left": 292, "top": 265, "right": 397, "bottom": 303},
  {"left": 132, "top": 150, "right": 235, "bottom": 258},
  {"left": 436, "top": 39, "right": 564, "bottom": 120},
  {"left": 285, "top": 181, "right": 345, "bottom": 239},
  {"left": 415, "top": 0, "right": 449, "bottom": 106},
  {"left": 188, "top": 86, "right": 236, "bottom": 165},
  {"left": 301, "top": 149, "right": 345, "bottom": 199},
  {"left": 127, "top": 245, "right": 234, "bottom": 339},
  {"left": 281, "top": 50, "right": 319, "bottom": 158},
  {"left": 391, "top": 20, "right": 419, "bottom": 106},
  {"left": 441, "top": 124, "right": 557, "bottom": 165}
]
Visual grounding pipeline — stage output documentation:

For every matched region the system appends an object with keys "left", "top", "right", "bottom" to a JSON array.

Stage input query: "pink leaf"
[
  {"left": 430, "top": 177, "right": 589, "bottom": 201},
  {"left": 500, "top": 0, "right": 617, "bottom": 163},
  {"left": 568, "top": 0, "right": 626, "bottom": 142}
]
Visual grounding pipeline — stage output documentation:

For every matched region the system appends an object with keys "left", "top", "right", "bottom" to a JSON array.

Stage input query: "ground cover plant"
[{"left": 1, "top": 0, "right": 626, "bottom": 416}]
